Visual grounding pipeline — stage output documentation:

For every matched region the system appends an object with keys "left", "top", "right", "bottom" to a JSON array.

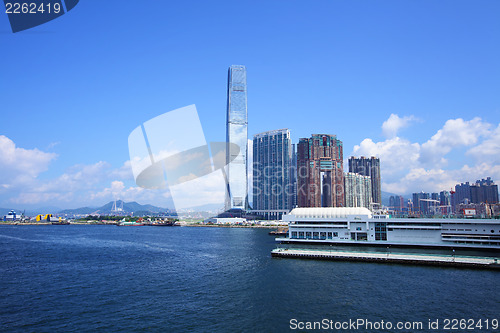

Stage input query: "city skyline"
[
  {"left": 1, "top": 1, "right": 499, "bottom": 209},
  {"left": 388, "top": 176, "right": 499, "bottom": 218}
]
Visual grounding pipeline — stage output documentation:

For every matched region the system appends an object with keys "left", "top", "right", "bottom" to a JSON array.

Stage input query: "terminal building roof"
[{"left": 288, "top": 207, "right": 372, "bottom": 219}]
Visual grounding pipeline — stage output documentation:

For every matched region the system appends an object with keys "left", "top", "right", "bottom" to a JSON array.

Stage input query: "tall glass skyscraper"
[
  {"left": 252, "top": 129, "right": 293, "bottom": 219},
  {"left": 226, "top": 65, "right": 248, "bottom": 211}
]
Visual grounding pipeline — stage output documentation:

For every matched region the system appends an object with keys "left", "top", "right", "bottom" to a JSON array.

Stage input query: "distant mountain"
[
  {"left": 381, "top": 191, "right": 396, "bottom": 207},
  {"left": 58, "top": 200, "right": 175, "bottom": 216},
  {"left": 31, "top": 205, "right": 63, "bottom": 213},
  {"left": 58, "top": 207, "right": 97, "bottom": 215}
]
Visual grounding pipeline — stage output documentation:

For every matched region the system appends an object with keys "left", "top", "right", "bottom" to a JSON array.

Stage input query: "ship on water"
[
  {"left": 117, "top": 221, "right": 144, "bottom": 226},
  {"left": 3, "top": 210, "right": 23, "bottom": 222},
  {"left": 151, "top": 220, "right": 177, "bottom": 226}
]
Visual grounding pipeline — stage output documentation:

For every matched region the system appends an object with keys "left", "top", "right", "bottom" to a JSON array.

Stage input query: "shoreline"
[
  {"left": 0, "top": 222, "right": 282, "bottom": 229},
  {"left": 179, "top": 223, "right": 279, "bottom": 229}
]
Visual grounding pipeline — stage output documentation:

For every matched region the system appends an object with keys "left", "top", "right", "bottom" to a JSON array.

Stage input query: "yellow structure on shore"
[{"left": 35, "top": 214, "right": 64, "bottom": 223}]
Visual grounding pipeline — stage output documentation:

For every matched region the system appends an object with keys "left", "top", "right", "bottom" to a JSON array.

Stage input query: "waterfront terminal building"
[{"left": 281, "top": 207, "right": 500, "bottom": 250}]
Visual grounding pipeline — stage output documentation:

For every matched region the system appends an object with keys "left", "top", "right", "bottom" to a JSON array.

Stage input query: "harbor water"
[{"left": 0, "top": 225, "right": 499, "bottom": 332}]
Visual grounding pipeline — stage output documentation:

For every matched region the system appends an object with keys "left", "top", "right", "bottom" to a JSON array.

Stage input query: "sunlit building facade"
[
  {"left": 297, "top": 134, "right": 344, "bottom": 208},
  {"left": 226, "top": 65, "right": 248, "bottom": 211},
  {"left": 348, "top": 156, "right": 381, "bottom": 207},
  {"left": 252, "top": 129, "right": 293, "bottom": 219},
  {"left": 344, "top": 172, "right": 371, "bottom": 209}
]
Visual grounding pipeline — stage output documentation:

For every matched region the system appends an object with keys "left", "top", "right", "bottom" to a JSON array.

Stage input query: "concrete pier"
[{"left": 271, "top": 248, "right": 500, "bottom": 270}]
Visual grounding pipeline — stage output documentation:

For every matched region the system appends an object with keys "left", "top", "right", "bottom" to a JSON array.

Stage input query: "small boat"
[
  {"left": 151, "top": 221, "right": 177, "bottom": 226},
  {"left": 117, "top": 221, "right": 144, "bottom": 226},
  {"left": 269, "top": 227, "right": 288, "bottom": 237}
]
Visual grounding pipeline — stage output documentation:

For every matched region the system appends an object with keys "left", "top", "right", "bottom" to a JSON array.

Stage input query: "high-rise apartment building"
[
  {"left": 348, "top": 156, "right": 381, "bottom": 207},
  {"left": 439, "top": 190, "right": 452, "bottom": 215},
  {"left": 454, "top": 178, "right": 499, "bottom": 208},
  {"left": 389, "top": 195, "right": 405, "bottom": 211},
  {"left": 226, "top": 65, "right": 248, "bottom": 211},
  {"left": 471, "top": 178, "right": 499, "bottom": 204},
  {"left": 344, "top": 172, "right": 371, "bottom": 209},
  {"left": 455, "top": 182, "right": 472, "bottom": 205},
  {"left": 440, "top": 191, "right": 451, "bottom": 206},
  {"left": 252, "top": 129, "right": 293, "bottom": 219},
  {"left": 412, "top": 192, "right": 431, "bottom": 215},
  {"left": 290, "top": 143, "right": 298, "bottom": 209},
  {"left": 297, "top": 134, "right": 344, "bottom": 207}
]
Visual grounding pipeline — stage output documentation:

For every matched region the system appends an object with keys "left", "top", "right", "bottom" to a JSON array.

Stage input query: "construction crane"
[{"left": 418, "top": 199, "right": 452, "bottom": 215}]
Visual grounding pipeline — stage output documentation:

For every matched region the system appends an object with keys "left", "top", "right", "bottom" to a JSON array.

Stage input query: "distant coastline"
[{"left": 0, "top": 221, "right": 279, "bottom": 229}]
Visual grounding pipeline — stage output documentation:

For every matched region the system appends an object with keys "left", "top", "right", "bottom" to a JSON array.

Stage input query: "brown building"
[{"left": 297, "top": 134, "right": 344, "bottom": 207}]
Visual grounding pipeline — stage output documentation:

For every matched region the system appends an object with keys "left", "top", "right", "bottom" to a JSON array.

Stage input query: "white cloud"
[
  {"left": 352, "top": 137, "right": 420, "bottom": 177},
  {"left": 110, "top": 160, "right": 135, "bottom": 181},
  {"left": 37, "top": 161, "right": 111, "bottom": 194},
  {"left": 419, "top": 117, "right": 490, "bottom": 166},
  {"left": 0, "top": 136, "right": 178, "bottom": 208},
  {"left": 383, "top": 163, "right": 500, "bottom": 195},
  {"left": 351, "top": 116, "right": 500, "bottom": 195},
  {"left": 168, "top": 170, "right": 226, "bottom": 210},
  {"left": 91, "top": 180, "right": 142, "bottom": 201},
  {"left": 382, "top": 114, "right": 418, "bottom": 138},
  {"left": 383, "top": 168, "right": 454, "bottom": 194},
  {"left": 8, "top": 161, "right": 114, "bottom": 205},
  {"left": 10, "top": 192, "right": 71, "bottom": 205},
  {"left": 0, "top": 135, "right": 57, "bottom": 185},
  {"left": 467, "top": 123, "right": 500, "bottom": 164}
]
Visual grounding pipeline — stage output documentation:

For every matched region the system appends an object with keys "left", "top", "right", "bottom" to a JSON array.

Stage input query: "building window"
[
  {"left": 320, "top": 232, "right": 326, "bottom": 240},
  {"left": 357, "top": 233, "right": 368, "bottom": 241},
  {"left": 375, "top": 222, "right": 387, "bottom": 241},
  {"left": 306, "top": 232, "right": 312, "bottom": 239},
  {"left": 333, "top": 232, "right": 338, "bottom": 237},
  {"left": 313, "top": 232, "right": 319, "bottom": 239},
  {"left": 291, "top": 232, "right": 297, "bottom": 238},
  {"left": 299, "top": 232, "right": 304, "bottom": 239},
  {"left": 327, "top": 232, "right": 332, "bottom": 239}
]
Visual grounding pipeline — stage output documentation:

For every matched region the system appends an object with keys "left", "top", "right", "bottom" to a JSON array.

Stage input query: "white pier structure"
[{"left": 281, "top": 207, "right": 500, "bottom": 250}]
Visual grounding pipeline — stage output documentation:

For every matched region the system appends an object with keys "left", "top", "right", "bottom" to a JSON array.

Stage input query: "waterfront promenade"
[{"left": 272, "top": 247, "right": 500, "bottom": 270}]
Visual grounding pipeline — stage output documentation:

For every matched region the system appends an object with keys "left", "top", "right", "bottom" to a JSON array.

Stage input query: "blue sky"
[{"left": 1, "top": 0, "right": 499, "bottom": 209}]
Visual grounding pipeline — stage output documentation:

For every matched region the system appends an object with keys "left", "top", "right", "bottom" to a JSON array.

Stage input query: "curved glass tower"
[{"left": 226, "top": 65, "right": 248, "bottom": 211}]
